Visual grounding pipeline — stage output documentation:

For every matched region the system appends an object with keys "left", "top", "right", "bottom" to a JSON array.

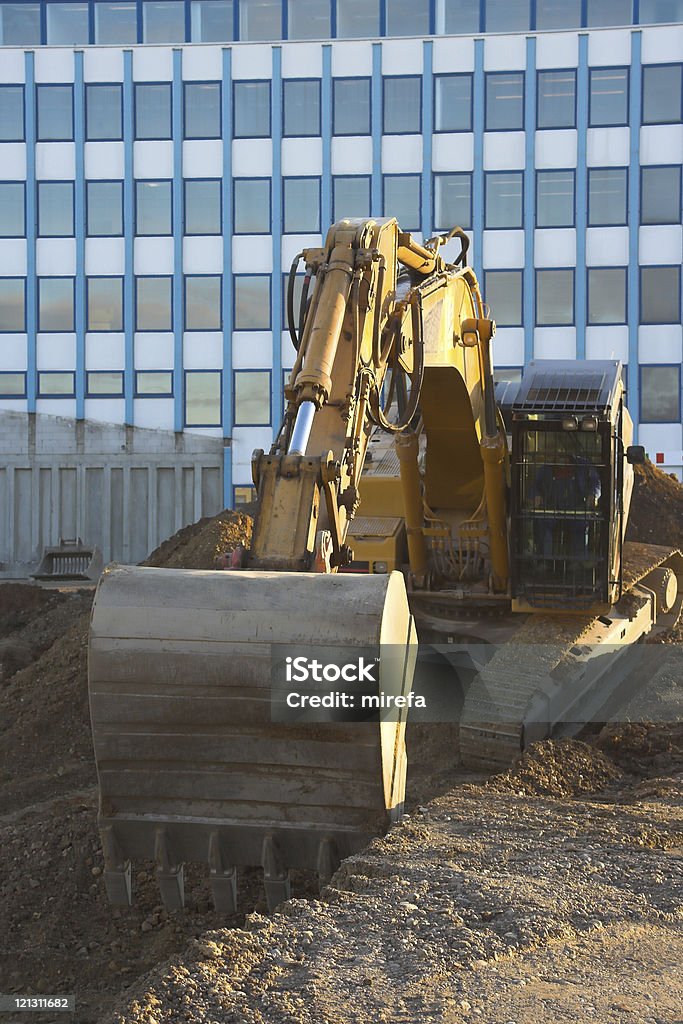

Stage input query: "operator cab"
[{"left": 509, "top": 360, "right": 630, "bottom": 614}]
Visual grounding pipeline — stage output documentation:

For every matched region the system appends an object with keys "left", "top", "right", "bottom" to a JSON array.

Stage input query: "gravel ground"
[{"left": 107, "top": 750, "right": 683, "bottom": 1024}]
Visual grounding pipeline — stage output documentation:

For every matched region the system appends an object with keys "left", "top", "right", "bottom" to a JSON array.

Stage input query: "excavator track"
[{"left": 459, "top": 542, "right": 683, "bottom": 770}]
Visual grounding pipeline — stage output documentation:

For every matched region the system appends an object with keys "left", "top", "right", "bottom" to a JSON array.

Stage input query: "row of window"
[
  {"left": 0, "top": 274, "right": 224, "bottom": 331},
  {"left": 485, "top": 266, "right": 680, "bottom": 326},
  {"left": 1, "top": 64, "right": 681, "bottom": 145},
  {"left": 0, "top": 0, "right": 680, "bottom": 47},
  {"left": 1, "top": 164, "right": 680, "bottom": 239},
  {"left": 0, "top": 366, "right": 266, "bottom": 428},
  {"left": 1, "top": 360, "right": 679, "bottom": 427},
  {"left": 0, "top": 264, "right": 680, "bottom": 334}
]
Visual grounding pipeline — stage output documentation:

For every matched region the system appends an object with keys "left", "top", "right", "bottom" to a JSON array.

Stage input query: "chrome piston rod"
[{"left": 288, "top": 401, "right": 316, "bottom": 456}]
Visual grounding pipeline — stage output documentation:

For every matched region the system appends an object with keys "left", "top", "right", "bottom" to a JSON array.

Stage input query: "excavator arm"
[{"left": 88, "top": 218, "right": 499, "bottom": 915}]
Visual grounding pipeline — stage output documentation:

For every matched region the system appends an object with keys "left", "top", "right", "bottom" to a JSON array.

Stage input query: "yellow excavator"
[{"left": 88, "top": 218, "right": 683, "bottom": 913}]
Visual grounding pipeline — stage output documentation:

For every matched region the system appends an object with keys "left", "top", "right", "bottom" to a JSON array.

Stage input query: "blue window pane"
[
  {"left": 433, "top": 173, "right": 471, "bottom": 230},
  {"left": 536, "top": 0, "right": 581, "bottom": 27},
  {"left": 288, "top": 0, "right": 330, "bottom": 39},
  {"left": 94, "top": 2, "right": 138, "bottom": 43},
  {"left": 640, "top": 0, "right": 683, "bottom": 21},
  {"left": 234, "top": 276, "right": 271, "bottom": 329},
  {"left": 234, "top": 370, "right": 270, "bottom": 425},
  {"left": 640, "top": 266, "right": 680, "bottom": 323},
  {"left": 143, "top": 0, "right": 186, "bottom": 41},
  {"left": 39, "top": 278, "right": 75, "bottom": 332},
  {"left": 186, "top": 276, "right": 222, "bottom": 330},
  {"left": 385, "top": 0, "right": 430, "bottom": 35},
  {"left": 87, "top": 372, "right": 124, "bottom": 396},
  {"left": 383, "top": 175, "right": 420, "bottom": 231},
  {"left": 336, "top": 0, "right": 380, "bottom": 37},
  {"left": 233, "top": 81, "right": 271, "bottom": 138},
  {"left": 184, "top": 82, "right": 221, "bottom": 138},
  {"left": 87, "top": 181, "right": 123, "bottom": 236},
  {"left": 439, "top": 0, "right": 480, "bottom": 33},
  {"left": 333, "top": 176, "right": 370, "bottom": 221},
  {"left": 239, "top": 0, "right": 281, "bottom": 39},
  {"left": 486, "top": 73, "right": 524, "bottom": 130},
  {"left": 284, "top": 177, "right": 320, "bottom": 232},
  {"left": 589, "top": 68, "right": 628, "bottom": 126},
  {"left": 136, "top": 181, "right": 172, "bottom": 236},
  {"left": 87, "top": 277, "right": 123, "bottom": 331},
  {"left": 641, "top": 166, "right": 682, "bottom": 224},
  {"left": 0, "top": 3, "right": 40, "bottom": 44},
  {"left": 642, "top": 65, "right": 683, "bottom": 124},
  {"left": 186, "top": 371, "right": 222, "bottom": 426},
  {"left": 588, "top": 268, "right": 626, "bottom": 324},
  {"left": 0, "top": 182, "right": 24, "bottom": 237},
  {"left": 0, "top": 86, "right": 24, "bottom": 141},
  {"left": 283, "top": 80, "right": 320, "bottom": 137},
  {"left": 38, "top": 182, "right": 74, "bottom": 237},
  {"left": 333, "top": 78, "right": 370, "bottom": 135},
  {"left": 435, "top": 76, "right": 472, "bottom": 132},
  {"left": 86, "top": 84, "right": 123, "bottom": 141},
  {"left": 640, "top": 365, "right": 680, "bottom": 421},
  {"left": 536, "top": 270, "right": 574, "bottom": 326},
  {"left": 136, "top": 370, "right": 173, "bottom": 396},
  {"left": 135, "top": 84, "right": 172, "bottom": 140},
  {"left": 185, "top": 179, "right": 222, "bottom": 234},
  {"left": 485, "top": 172, "right": 523, "bottom": 228},
  {"left": 588, "top": 168, "right": 627, "bottom": 225},
  {"left": 537, "top": 71, "right": 576, "bottom": 129},
  {"left": 136, "top": 277, "right": 172, "bottom": 330},
  {"left": 37, "top": 86, "right": 74, "bottom": 142},
  {"left": 536, "top": 171, "right": 574, "bottom": 227},
  {"left": 233, "top": 368, "right": 268, "bottom": 423},
  {"left": 485, "top": 0, "right": 530, "bottom": 31},
  {"left": 191, "top": 0, "right": 234, "bottom": 40},
  {"left": 0, "top": 372, "right": 25, "bottom": 396},
  {"left": 233, "top": 178, "right": 271, "bottom": 233},
  {"left": 0, "top": 278, "right": 25, "bottom": 331},
  {"left": 484, "top": 271, "right": 523, "bottom": 327},
  {"left": 384, "top": 77, "right": 421, "bottom": 134},
  {"left": 38, "top": 372, "right": 75, "bottom": 396},
  {"left": 46, "top": 2, "right": 89, "bottom": 43},
  {"left": 586, "top": 0, "right": 633, "bottom": 25}
]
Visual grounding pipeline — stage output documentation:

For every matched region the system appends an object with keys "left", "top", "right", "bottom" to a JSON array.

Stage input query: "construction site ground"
[{"left": 0, "top": 464, "right": 681, "bottom": 1024}]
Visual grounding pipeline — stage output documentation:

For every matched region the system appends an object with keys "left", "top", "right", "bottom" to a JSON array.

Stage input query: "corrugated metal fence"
[{"left": 0, "top": 411, "right": 225, "bottom": 576}]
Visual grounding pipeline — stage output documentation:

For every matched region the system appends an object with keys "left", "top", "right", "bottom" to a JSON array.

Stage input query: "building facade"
[{"left": 0, "top": 0, "right": 682, "bottom": 570}]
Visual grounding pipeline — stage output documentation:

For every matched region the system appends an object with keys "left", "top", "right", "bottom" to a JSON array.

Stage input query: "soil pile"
[
  {"left": 142, "top": 508, "right": 253, "bottom": 570},
  {"left": 488, "top": 738, "right": 623, "bottom": 797},
  {"left": 626, "top": 459, "right": 683, "bottom": 549}
]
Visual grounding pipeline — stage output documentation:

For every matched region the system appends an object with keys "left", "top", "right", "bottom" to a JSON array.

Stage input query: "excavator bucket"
[
  {"left": 88, "top": 566, "right": 416, "bottom": 913},
  {"left": 33, "top": 538, "right": 104, "bottom": 582}
]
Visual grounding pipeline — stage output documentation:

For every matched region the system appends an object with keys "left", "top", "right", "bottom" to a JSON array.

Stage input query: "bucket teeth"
[
  {"left": 208, "top": 832, "right": 238, "bottom": 914},
  {"left": 317, "top": 837, "right": 340, "bottom": 887},
  {"left": 262, "top": 835, "right": 291, "bottom": 913},
  {"left": 101, "top": 827, "right": 132, "bottom": 906},
  {"left": 155, "top": 829, "right": 185, "bottom": 911}
]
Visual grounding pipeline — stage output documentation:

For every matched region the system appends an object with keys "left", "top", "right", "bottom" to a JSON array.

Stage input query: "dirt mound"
[
  {"left": 142, "top": 509, "right": 253, "bottom": 570},
  {"left": 489, "top": 739, "right": 623, "bottom": 797},
  {"left": 596, "top": 722, "right": 683, "bottom": 776},
  {"left": 0, "top": 583, "right": 58, "bottom": 637},
  {"left": 0, "top": 612, "right": 93, "bottom": 812},
  {"left": 626, "top": 460, "right": 683, "bottom": 550}
]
